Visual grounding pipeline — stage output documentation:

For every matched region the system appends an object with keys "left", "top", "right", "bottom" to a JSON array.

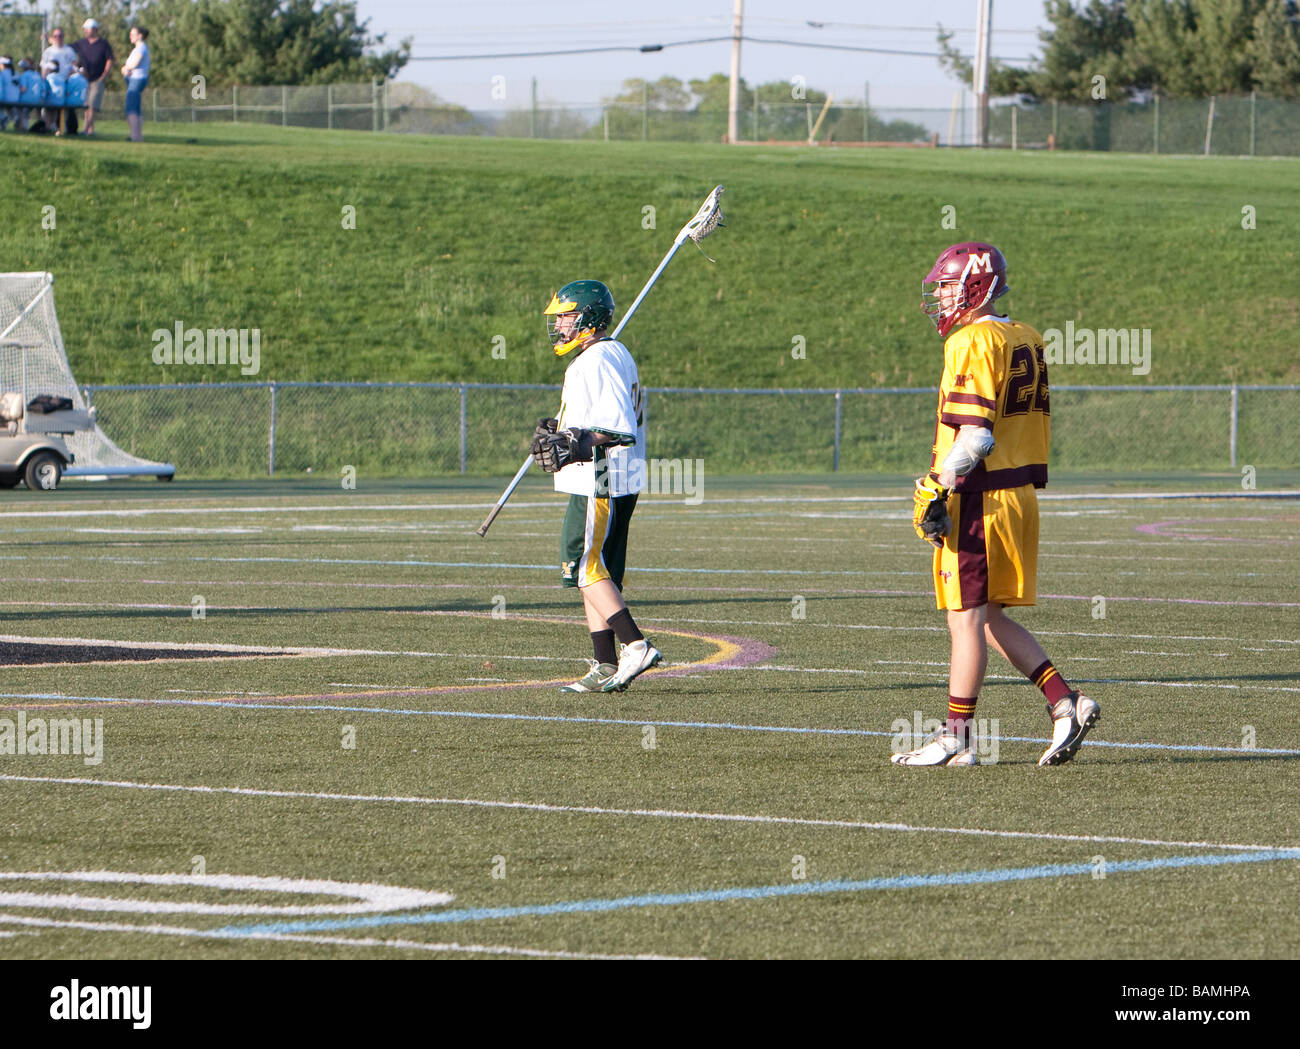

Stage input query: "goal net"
[{"left": 0, "top": 272, "right": 174, "bottom": 479}]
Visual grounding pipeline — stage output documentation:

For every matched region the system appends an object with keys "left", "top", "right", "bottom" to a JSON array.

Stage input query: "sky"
[{"left": 353, "top": 0, "right": 1051, "bottom": 115}]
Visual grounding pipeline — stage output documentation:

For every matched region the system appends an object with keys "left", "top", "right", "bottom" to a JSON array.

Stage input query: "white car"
[{"left": 0, "top": 391, "right": 86, "bottom": 490}]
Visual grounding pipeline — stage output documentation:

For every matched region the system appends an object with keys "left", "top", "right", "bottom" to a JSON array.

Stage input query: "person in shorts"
[
  {"left": 892, "top": 242, "right": 1100, "bottom": 768},
  {"left": 73, "top": 18, "right": 114, "bottom": 136},
  {"left": 530, "top": 279, "right": 662, "bottom": 694}
]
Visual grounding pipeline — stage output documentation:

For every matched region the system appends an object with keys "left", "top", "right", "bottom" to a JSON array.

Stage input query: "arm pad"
[{"left": 941, "top": 425, "right": 995, "bottom": 477}]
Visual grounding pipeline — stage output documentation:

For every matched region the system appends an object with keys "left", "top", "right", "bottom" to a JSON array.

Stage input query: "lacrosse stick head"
[{"left": 681, "top": 185, "right": 725, "bottom": 259}]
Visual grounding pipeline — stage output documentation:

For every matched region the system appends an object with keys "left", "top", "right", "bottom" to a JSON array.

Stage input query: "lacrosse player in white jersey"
[{"left": 530, "top": 279, "right": 662, "bottom": 693}]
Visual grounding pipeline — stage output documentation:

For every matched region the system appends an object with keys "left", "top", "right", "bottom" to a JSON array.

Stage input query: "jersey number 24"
[{"left": 1004, "top": 344, "right": 1049, "bottom": 417}]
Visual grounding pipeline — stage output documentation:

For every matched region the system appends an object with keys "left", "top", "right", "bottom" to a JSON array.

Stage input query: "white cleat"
[
  {"left": 890, "top": 728, "right": 978, "bottom": 767},
  {"left": 1038, "top": 692, "right": 1101, "bottom": 766},
  {"left": 560, "top": 660, "right": 620, "bottom": 693},
  {"left": 602, "top": 639, "right": 663, "bottom": 692}
]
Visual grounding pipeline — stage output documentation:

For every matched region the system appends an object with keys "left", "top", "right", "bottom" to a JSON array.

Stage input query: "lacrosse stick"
[{"left": 476, "top": 185, "right": 725, "bottom": 537}]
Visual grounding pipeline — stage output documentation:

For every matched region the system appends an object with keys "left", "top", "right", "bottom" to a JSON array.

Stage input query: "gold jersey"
[{"left": 928, "top": 316, "right": 1051, "bottom": 493}]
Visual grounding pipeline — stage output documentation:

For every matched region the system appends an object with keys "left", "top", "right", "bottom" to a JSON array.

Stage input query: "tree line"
[
  {"left": 7, "top": 0, "right": 411, "bottom": 85},
  {"left": 601, "top": 74, "right": 931, "bottom": 142},
  {"left": 941, "top": 0, "right": 1300, "bottom": 101}
]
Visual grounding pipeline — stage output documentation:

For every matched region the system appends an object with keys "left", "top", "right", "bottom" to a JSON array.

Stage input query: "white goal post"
[{"left": 0, "top": 272, "right": 174, "bottom": 480}]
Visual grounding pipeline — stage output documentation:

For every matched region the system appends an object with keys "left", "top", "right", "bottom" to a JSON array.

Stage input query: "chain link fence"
[
  {"left": 82, "top": 81, "right": 1300, "bottom": 155},
  {"left": 989, "top": 94, "right": 1300, "bottom": 155},
  {"left": 79, "top": 381, "right": 1300, "bottom": 480}
]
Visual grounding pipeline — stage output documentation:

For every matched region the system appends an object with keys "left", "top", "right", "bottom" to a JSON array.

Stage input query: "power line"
[
  {"left": 745, "top": 34, "right": 1028, "bottom": 59},
  {"left": 382, "top": 18, "right": 728, "bottom": 34},
  {"left": 407, "top": 37, "right": 730, "bottom": 61},
  {"left": 408, "top": 35, "right": 1034, "bottom": 63},
  {"left": 750, "top": 17, "right": 1042, "bottom": 35},
  {"left": 387, "top": 17, "right": 1039, "bottom": 37}
]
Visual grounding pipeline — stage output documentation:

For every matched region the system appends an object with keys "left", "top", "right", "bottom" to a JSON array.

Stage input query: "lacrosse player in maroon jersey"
[{"left": 893, "top": 242, "right": 1100, "bottom": 767}]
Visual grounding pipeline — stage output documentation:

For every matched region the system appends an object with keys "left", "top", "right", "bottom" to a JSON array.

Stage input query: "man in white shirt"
[
  {"left": 39, "top": 27, "right": 78, "bottom": 78},
  {"left": 531, "top": 279, "right": 662, "bottom": 694},
  {"left": 39, "top": 27, "right": 79, "bottom": 135}
]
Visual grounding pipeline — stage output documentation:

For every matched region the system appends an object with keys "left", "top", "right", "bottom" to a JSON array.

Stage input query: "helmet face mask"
[
  {"left": 921, "top": 278, "right": 969, "bottom": 337},
  {"left": 544, "top": 279, "right": 616, "bottom": 357},
  {"left": 920, "top": 243, "right": 1009, "bottom": 338},
  {"left": 546, "top": 310, "right": 583, "bottom": 353}
]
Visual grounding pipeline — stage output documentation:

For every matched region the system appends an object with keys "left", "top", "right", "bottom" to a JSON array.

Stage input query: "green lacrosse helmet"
[{"left": 544, "top": 279, "right": 615, "bottom": 357}]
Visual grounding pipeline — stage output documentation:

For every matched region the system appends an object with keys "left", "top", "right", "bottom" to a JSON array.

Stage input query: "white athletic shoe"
[
  {"left": 602, "top": 639, "right": 662, "bottom": 692},
  {"left": 560, "top": 660, "right": 620, "bottom": 693},
  {"left": 890, "top": 728, "right": 978, "bottom": 767},
  {"left": 1038, "top": 692, "right": 1101, "bottom": 766}
]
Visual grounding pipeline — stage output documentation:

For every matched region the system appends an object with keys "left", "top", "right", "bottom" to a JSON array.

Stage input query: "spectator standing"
[
  {"left": 121, "top": 26, "right": 149, "bottom": 142},
  {"left": 39, "top": 28, "right": 79, "bottom": 135},
  {"left": 73, "top": 19, "right": 113, "bottom": 137},
  {"left": 39, "top": 28, "right": 79, "bottom": 80}
]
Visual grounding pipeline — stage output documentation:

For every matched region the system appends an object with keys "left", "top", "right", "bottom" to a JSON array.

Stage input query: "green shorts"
[{"left": 561, "top": 493, "right": 638, "bottom": 589}]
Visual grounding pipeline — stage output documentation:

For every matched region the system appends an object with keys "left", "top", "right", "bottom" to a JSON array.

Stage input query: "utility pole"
[
  {"left": 973, "top": 0, "right": 993, "bottom": 147},
  {"left": 727, "top": 0, "right": 743, "bottom": 143}
]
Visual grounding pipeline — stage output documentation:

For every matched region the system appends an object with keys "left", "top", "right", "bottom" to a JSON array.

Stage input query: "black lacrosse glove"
[
  {"left": 534, "top": 427, "right": 594, "bottom": 473},
  {"left": 532, "top": 417, "right": 558, "bottom": 446},
  {"left": 530, "top": 417, "right": 558, "bottom": 467},
  {"left": 912, "top": 476, "right": 952, "bottom": 549}
]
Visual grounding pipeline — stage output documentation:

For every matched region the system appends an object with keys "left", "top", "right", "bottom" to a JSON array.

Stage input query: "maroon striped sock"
[
  {"left": 947, "top": 696, "right": 977, "bottom": 746},
  {"left": 1029, "top": 660, "right": 1073, "bottom": 702}
]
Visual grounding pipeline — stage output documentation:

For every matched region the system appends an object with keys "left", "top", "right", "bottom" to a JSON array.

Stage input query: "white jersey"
[{"left": 554, "top": 338, "right": 646, "bottom": 497}]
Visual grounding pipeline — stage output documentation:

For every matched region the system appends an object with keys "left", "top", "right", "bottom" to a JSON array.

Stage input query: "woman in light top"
[{"left": 121, "top": 25, "right": 149, "bottom": 141}]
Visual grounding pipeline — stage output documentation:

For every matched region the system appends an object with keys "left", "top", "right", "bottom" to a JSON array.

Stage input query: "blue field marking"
[
  {"left": 3, "top": 692, "right": 1298, "bottom": 757},
  {"left": 216, "top": 849, "right": 1300, "bottom": 939}
]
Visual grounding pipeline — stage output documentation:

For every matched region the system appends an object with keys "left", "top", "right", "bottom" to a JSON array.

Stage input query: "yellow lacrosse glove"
[{"left": 912, "top": 476, "right": 952, "bottom": 549}]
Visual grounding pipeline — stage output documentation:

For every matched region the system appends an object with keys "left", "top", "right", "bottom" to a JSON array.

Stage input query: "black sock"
[
  {"left": 591, "top": 629, "right": 617, "bottom": 666},
  {"left": 606, "top": 608, "right": 644, "bottom": 646}
]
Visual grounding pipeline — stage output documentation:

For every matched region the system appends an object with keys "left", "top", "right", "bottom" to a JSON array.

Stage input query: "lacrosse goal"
[{"left": 0, "top": 272, "right": 174, "bottom": 480}]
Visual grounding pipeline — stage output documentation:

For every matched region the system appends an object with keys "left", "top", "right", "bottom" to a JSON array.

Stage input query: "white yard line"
[
  {"left": 0, "top": 490, "right": 1293, "bottom": 523},
  {"left": 0, "top": 913, "right": 693, "bottom": 960},
  {"left": 0, "top": 773, "right": 1289, "bottom": 853},
  {"left": 0, "top": 502, "right": 559, "bottom": 520},
  {"left": 738, "top": 662, "right": 1300, "bottom": 692},
  {"left": 631, "top": 614, "right": 1300, "bottom": 646},
  {"left": 0, "top": 633, "right": 571, "bottom": 661}
]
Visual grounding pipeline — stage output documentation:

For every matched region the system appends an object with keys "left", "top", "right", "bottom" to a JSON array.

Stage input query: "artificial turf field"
[{"left": 0, "top": 472, "right": 1296, "bottom": 960}]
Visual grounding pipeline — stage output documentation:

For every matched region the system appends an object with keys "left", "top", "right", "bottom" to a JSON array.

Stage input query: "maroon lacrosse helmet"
[{"left": 921, "top": 242, "right": 1010, "bottom": 337}]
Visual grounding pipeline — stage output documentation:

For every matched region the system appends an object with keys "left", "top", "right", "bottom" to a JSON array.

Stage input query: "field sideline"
[{"left": 0, "top": 472, "right": 1296, "bottom": 959}]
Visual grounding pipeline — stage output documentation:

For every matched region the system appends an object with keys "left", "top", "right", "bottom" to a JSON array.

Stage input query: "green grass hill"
[{"left": 4, "top": 118, "right": 1296, "bottom": 390}]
